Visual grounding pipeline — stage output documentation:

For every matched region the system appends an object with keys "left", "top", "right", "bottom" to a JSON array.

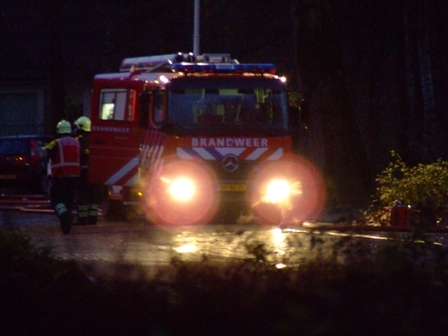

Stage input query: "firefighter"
[
  {"left": 73, "top": 116, "right": 99, "bottom": 225},
  {"left": 44, "top": 120, "right": 80, "bottom": 234}
]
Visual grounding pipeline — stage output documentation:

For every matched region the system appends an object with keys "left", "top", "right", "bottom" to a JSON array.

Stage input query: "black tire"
[
  {"left": 103, "top": 199, "right": 127, "bottom": 221},
  {"left": 100, "top": 186, "right": 140, "bottom": 221}
]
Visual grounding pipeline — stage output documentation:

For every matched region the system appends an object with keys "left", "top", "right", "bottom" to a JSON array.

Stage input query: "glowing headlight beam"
[
  {"left": 142, "top": 156, "right": 219, "bottom": 226},
  {"left": 248, "top": 155, "right": 326, "bottom": 225},
  {"left": 168, "top": 177, "right": 196, "bottom": 201},
  {"left": 264, "top": 179, "right": 291, "bottom": 204}
]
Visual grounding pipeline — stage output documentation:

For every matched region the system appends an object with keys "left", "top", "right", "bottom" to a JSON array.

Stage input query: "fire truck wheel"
[{"left": 104, "top": 200, "right": 128, "bottom": 221}]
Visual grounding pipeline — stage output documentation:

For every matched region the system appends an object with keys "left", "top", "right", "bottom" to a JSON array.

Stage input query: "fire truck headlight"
[
  {"left": 168, "top": 177, "right": 196, "bottom": 202},
  {"left": 264, "top": 179, "right": 291, "bottom": 204},
  {"left": 141, "top": 157, "right": 219, "bottom": 226},
  {"left": 247, "top": 156, "right": 326, "bottom": 225}
]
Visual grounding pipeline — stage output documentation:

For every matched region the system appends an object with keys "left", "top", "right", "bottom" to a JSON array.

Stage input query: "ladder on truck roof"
[{"left": 119, "top": 52, "right": 238, "bottom": 72}]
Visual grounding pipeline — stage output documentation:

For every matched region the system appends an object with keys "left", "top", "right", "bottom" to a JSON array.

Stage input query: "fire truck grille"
[{"left": 207, "top": 160, "right": 253, "bottom": 182}]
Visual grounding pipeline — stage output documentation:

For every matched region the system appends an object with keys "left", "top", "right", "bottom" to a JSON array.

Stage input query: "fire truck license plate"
[{"left": 220, "top": 184, "right": 246, "bottom": 192}]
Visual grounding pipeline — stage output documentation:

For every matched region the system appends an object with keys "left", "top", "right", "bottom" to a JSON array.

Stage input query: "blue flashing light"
[{"left": 171, "top": 63, "right": 276, "bottom": 74}]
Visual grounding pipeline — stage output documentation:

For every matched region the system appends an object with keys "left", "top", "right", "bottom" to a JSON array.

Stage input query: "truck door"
[
  {"left": 139, "top": 90, "right": 165, "bottom": 129},
  {"left": 89, "top": 87, "right": 142, "bottom": 198}
]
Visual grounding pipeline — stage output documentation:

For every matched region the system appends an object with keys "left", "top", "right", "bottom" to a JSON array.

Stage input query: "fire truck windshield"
[{"left": 166, "top": 77, "right": 289, "bottom": 135}]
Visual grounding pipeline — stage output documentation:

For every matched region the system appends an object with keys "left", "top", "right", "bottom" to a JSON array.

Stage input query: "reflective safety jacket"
[{"left": 46, "top": 136, "right": 80, "bottom": 177}]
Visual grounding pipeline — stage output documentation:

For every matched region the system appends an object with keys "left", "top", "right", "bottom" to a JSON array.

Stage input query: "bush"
[{"left": 375, "top": 151, "right": 448, "bottom": 221}]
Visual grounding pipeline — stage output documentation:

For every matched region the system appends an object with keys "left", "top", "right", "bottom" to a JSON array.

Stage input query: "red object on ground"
[{"left": 390, "top": 203, "right": 411, "bottom": 227}]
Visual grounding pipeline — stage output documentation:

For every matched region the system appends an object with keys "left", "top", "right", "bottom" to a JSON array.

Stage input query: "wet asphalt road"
[
  {"left": 0, "top": 192, "right": 330, "bottom": 271},
  {"left": 0, "top": 209, "right": 312, "bottom": 267},
  {"left": 2, "top": 192, "right": 448, "bottom": 280}
]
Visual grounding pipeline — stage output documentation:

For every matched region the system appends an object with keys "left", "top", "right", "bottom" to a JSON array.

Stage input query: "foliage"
[
  {"left": 0, "top": 228, "right": 80, "bottom": 281},
  {"left": 3, "top": 227, "right": 448, "bottom": 334},
  {"left": 375, "top": 151, "right": 448, "bottom": 212}
]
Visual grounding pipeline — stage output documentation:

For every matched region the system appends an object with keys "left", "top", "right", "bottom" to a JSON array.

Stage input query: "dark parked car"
[{"left": 0, "top": 135, "right": 53, "bottom": 193}]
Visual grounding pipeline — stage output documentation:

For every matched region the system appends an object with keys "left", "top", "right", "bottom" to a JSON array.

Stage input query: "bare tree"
[{"left": 292, "top": 0, "right": 372, "bottom": 211}]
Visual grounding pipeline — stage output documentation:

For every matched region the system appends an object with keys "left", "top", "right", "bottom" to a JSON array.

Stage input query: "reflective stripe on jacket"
[{"left": 51, "top": 137, "right": 80, "bottom": 177}]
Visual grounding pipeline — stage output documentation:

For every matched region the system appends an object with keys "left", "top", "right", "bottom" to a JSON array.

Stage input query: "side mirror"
[
  {"left": 288, "top": 91, "right": 308, "bottom": 130},
  {"left": 153, "top": 90, "right": 165, "bottom": 125}
]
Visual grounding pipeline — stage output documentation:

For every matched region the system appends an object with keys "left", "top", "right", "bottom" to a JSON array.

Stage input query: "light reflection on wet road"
[
  {"left": 2, "top": 211, "right": 448, "bottom": 280},
  {"left": 0, "top": 212, "right": 319, "bottom": 264}
]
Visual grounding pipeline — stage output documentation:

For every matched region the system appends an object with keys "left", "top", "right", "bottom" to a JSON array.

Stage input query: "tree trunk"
[
  {"left": 416, "top": 0, "right": 437, "bottom": 162},
  {"left": 292, "top": 0, "right": 372, "bottom": 210},
  {"left": 402, "top": 0, "right": 437, "bottom": 164}
]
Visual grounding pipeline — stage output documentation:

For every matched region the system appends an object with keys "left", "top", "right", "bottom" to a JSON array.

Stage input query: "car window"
[{"left": 0, "top": 139, "right": 30, "bottom": 155}]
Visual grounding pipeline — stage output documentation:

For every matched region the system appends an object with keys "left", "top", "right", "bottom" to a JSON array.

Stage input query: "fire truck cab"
[{"left": 89, "top": 52, "right": 316, "bottom": 225}]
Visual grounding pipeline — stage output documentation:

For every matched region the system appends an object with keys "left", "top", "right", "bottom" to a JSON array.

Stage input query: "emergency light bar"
[
  {"left": 197, "top": 53, "right": 234, "bottom": 63},
  {"left": 120, "top": 52, "right": 196, "bottom": 72},
  {"left": 120, "top": 52, "right": 238, "bottom": 72},
  {"left": 171, "top": 63, "right": 277, "bottom": 74}
]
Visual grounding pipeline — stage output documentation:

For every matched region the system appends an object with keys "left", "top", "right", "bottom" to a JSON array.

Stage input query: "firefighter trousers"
[
  {"left": 76, "top": 169, "right": 100, "bottom": 225},
  {"left": 50, "top": 176, "right": 79, "bottom": 233}
]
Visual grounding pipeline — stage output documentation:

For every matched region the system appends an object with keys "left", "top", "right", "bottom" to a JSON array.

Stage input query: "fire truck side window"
[{"left": 99, "top": 89, "right": 135, "bottom": 121}]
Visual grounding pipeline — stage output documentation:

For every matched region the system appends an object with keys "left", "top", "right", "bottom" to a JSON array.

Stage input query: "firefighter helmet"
[
  {"left": 74, "top": 116, "right": 92, "bottom": 132},
  {"left": 56, "top": 120, "right": 72, "bottom": 134}
]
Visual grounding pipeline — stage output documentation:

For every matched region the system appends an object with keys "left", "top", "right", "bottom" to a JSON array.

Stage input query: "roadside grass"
[{"left": 2, "top": 227, "right": 448, "bottom": 335}]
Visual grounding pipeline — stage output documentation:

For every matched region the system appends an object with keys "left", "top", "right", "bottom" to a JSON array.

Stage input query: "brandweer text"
[{"left": 192, "top": 138, "right": 268, "bottom": 147}]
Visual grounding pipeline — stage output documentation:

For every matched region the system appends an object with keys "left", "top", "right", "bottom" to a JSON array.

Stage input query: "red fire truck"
[{"left": 89, "top": 52, "right": 324, "bottom": 225}]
